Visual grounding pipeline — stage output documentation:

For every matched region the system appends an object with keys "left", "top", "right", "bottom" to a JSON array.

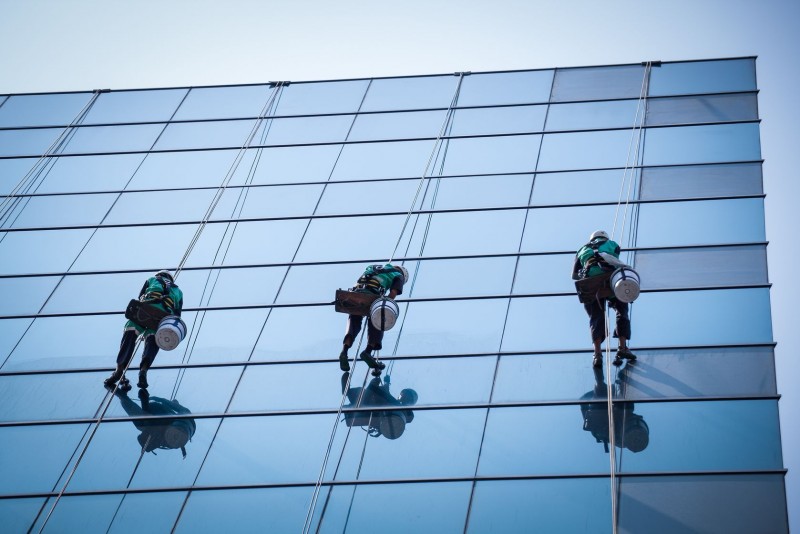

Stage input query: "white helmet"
[
  {"left": 155, "top": 270, "right": 174, "bottom": 282},
  {"left": 589, "top": 230, "right": 609, "bottom": 241},
  {"left": 395, "top": 265, "right": 409, "bottom": 284}
]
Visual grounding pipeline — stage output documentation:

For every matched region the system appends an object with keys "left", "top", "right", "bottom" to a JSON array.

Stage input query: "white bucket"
[
  {"left": 369, "top": 297, "right": 399, "bottom": 331},
  {"left": 611, "top": 268, "right": 641, "bottom": 303},
  {"left": 155, "top": 315, "right": 187, "bottom": 351}
]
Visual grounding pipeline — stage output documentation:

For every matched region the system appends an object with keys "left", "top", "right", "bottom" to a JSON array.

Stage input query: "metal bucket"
[
  {"left": 369, "top": 297, "right": 399, "bottom": 331},
  {"left": 611, "top": 267, "right": 641, "bottom": 303},
  {"left": 155, "top": 315, "right": 187, "bottom": 351},
  {"left": 379, "top": 412, "right": 407, "bottom": 440}
]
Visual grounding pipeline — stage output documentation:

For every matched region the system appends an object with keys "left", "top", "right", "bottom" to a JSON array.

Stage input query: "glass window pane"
[
  {"left": 636, "top": 198, "right": 765, "bottom": 247},
  {"left": 428, "top": 174, "right": 534, "bottom": 210},
  {"left": 35, "top": 153, "right": 147, "bottom": 194},
  {"left": 512, "top": 254, "right": 576, "bottom": 294},
  {"left": 0, "top": 158, "right": 38, "bottom": 195},
  {"left": 295, "top": 214, "right": 404, "bottom": 262},
  {"left": 441, "top": 135, "right": 542, "bottom": 175},
  {"left": 0, "top": 228, "right": 94, "bottom": 275},
  {"left": 274, "top": 79, "right": 369, "bottom": 115},
  {"left": 257, "top": 114, "right": 355, "bottom": 145},
  {"left": 546, "top": 99, "right": 641, "bottom": 131},
  {"left": 646, "top": 93, "right": 758, "bottom": 126},
  {"left": 649, "top": 58, "right": 757, "bottom": 97},
  {"left": 361, "top": 76, "right": 459, "bottom": 111},
  {"left": 61, "top": 124, "right": 164, "bottom": 154},
  {"left": 0, "top": 127, "right": 64, "bottom": 157},
  {"left": 468, "top": 479, "right": 611, "bottom": 534},
  {"left": 4, "top": 192, "right": 117, "bottom": 228},
  {"left": 330, "top": 140, "right": 435, "bottom": 181},
  {"left": 0, "top": 93, "right": 93, "bottom": 127},
  {"left": 635, "top": 245, "right": 768, "bottom": 289},
  {"left": 502, "top": 295, "right": 589, "bottom": 352},
  {"left": 640, "top": 162, "right": 762, "bottom": 200},
  {"left": 531, "top": 169, "right": 631, "bottom": 205},
  {"left": 180, "top": 309, "right": 269, "bottom": 364},
  {"left": 83, "top": 88, "right": 188, "bottom": 124},
  {"left": 619, "top": 474, "right": 787, "bottom": 534},
  {"left": 0, "top": 422, "right": 89, "bottom": 494},
  {"left": 643, "top": 123, "right": 761, "bottom": 166},
  {"left": 493, "top": 346, "right": 777, "bottom": 404},
  {"left": 406, "top": 210, "right": 528, "bottom": 257},
  {"left": 0, "top": 372, "right": 111, "bottom": 422},
  {"left": 175, "top": 487, "right": 312, "bottom": 534},
  {"left": 395, "top": 299, "right": 509, "bottom": 356},
  {"left": 249, "top": 144, "right": 343, "bottom": 184},
  {"left": 457, "top": 70, "right": 554, "bottom": 106},
  {"left": 405, "top": 256, "right": 517, "bottom": 298},
  {"left": 127, "top": 149, "right": 244, "bottom": 189},
  {"left": 636, "top": 288, "right": 773, "bottom": 346},
  {"left": 0, "top": 497, "right": 46, "bottom": 534},
  {"left": 154, "top": 119, "right": 257, "bottom": 151},
  {"left": 349, "top": 110, "right": 447, "bottom": 141},
  {"left": 314, "top": 179, "right": 420, "bottom": 216},
  {"left": 0, "top": 276, "right": 59, "bottom": 315},
  {"left": 551, "top": 65, "right": 646, "bottom": 102},
  {"left": 253, "top": 305, "right": 343, "bottom": 362},
  {"left": 520, "top": 204, "right": 619, "bottom": 253},
  {"left": 538, "top": 129, "right": 634, "bottom": 171},
  {"left": 66, "top": 418, "right": 216, "bottom": 492},
  {"left": 221, "top": 183, "right": 326, "bottom": 219},
  {"left": 102, "top": 189, "right": 238, "bottom": 225},
  {"left": 450, "top": 105, "right": 548, "bottom": 136},
  {"left": 172, "top": 85, "right": 273, "bottom": 120}
]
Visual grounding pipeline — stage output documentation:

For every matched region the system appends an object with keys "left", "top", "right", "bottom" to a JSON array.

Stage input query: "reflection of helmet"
[
  {"left": 395, "top": 265, "right": 409, "bottom": 284},
  {"left": 399, "top": 388, "right": 418, "bottom": 406},
  {"left": 155, "top": 270, "right": 174, "bottom": 282},
  {"left": 589, "top": 230, "right": 608, "bottom": 241}
]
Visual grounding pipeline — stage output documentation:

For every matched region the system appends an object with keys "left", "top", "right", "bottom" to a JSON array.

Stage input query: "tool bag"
[
  {"left": 574, "top": 271, "right": 615, "bottom": 304},
  {"left": 125, "top": 299, "right": 169, "bottom": 330},
  {"left": 334, "top": 289, "right": 380, "bottom": 316}
]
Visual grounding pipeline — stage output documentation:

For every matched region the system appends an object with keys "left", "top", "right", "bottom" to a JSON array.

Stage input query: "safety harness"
[{"left": 142, "top": 276, "right": 179, "bottom": 314}]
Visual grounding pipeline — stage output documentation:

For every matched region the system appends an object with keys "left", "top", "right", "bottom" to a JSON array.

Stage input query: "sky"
[{"left": 1, "top": 0, "right": 798, "bottom": 528}]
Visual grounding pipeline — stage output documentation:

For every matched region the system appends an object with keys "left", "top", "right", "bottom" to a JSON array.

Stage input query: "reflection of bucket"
[
  {"left": 164, "top": 421, "right": 193, "bottom": 448},
  {"left": 369, "top": 298, "right": 399, "bottom": 331},
  {"left": 623, "top": 417, "right": 649, "bottom": 452},
  {"left": 156, "top": 316, "right": 187, "bottom": 351},
  {"left": 380, "top": 412, "right": 407, "bottom": 440},
  {"left": 611, "top": 268, "right": 641, "bottom": 303}
]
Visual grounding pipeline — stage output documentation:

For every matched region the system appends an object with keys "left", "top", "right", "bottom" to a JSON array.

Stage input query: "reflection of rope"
[
  {"left": 105, "top": 434, "right": 152, "bottom": 534},
  {"left": 387, "top": 73, "right": 466, "bottom": 264}
]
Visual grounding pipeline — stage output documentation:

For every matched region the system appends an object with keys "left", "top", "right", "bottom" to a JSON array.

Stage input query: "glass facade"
[{"left": 0, "top": 57, "right": 788, "bottom": 533}]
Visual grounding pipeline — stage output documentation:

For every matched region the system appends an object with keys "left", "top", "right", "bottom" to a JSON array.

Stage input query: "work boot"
[
  {"left": 339, "top": 349, "right": 350, "bottom": 372},
  {"left": 592, "top": 352, "right": 602, "bottom": 368},
  {"left": 617, "top": 348, "right": 637, "bottom": 361},
  {"left": 118, "top": 377, "right": 132, "bottom": 392},
  {"left": 360, "top": 349, "right": 386, "bottom": 373},
  {"left": 612, "top": 356, "right": 623, "bottom": 367},
  {"left": 104, "top": 366, "right": 124, "bottom": 388},
  {"left": 137, "top": 368, "right": 149, "bottom": 389}
]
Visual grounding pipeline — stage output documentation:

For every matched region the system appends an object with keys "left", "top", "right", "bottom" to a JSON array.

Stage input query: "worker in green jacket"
[
  {"left": 340, "top": 264, "right": 408, "bottom": 373},
  {"left": 572, "top": 231, "right": 636, "bottom": 368},
  {"left": 104, "top": 270, "right": 183, "bottom": 391}
]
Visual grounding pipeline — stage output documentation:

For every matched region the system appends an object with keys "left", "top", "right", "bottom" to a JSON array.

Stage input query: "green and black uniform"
[
  {"left": 116, "top": 275, "right": 184, "bottom": 369},
  {"left": 343, "top": 264, "right": 404, "bottom": 352},
  {"left": 572, "top": 237, "right": 631, "bottom": 343}
]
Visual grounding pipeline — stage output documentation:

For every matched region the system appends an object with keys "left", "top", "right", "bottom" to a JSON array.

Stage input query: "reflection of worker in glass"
[
  {"left": 105, "top": 270, "right": 184, "bottom": 391},
  {"left": 114, "top": 387, "right": 196, "bottom": 458},
  {"left": 572, "top": 230, "right": 636, "bottom": 368},
  {"left": 341, "top": 372, "right": 418, "bottom": 440},
  {"left": 339, "top": 264, "right": 408, "bottom": 373},
  {"left": 581, "top": 366, "right": 649, "bottom": 453}
]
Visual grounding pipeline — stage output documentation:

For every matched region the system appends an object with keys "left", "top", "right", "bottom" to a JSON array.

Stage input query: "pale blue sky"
[{"left": 2, "top": 0, "right": 798, "bottom": 528}]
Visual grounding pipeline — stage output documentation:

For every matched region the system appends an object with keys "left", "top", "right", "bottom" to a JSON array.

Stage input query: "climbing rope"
[
  {"left": 35, "top": 84, "right": 284, "bottom": 534},
  {"left": 604, "top": 61, "right": 653, "bottom": 534},
  {"left": 0, "top": 90, "right": 102, "bottom": 228}
]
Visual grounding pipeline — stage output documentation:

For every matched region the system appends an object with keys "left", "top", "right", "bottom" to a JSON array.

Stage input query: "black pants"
[
  {"left": 584, "top": 298, "right": 631, "bottom": 343},
  {"left": 343, "top": 315, "right": 383, "bottom": 352},
  {"left": 116, "top": 329, "right": 159, "bottom": 369}
]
